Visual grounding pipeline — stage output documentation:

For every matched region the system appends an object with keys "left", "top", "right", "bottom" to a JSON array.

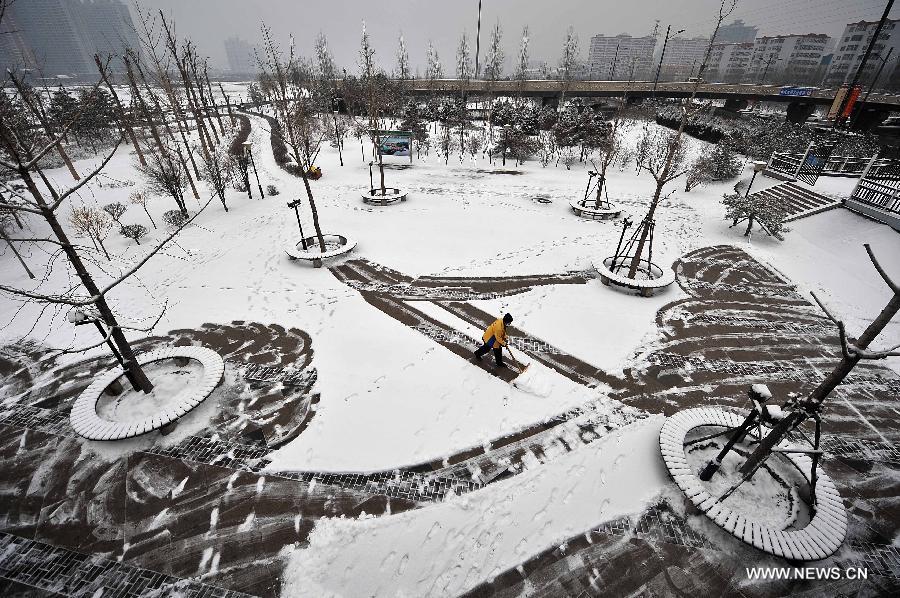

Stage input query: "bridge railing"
[
  {"left": 767, "top": 152, "right": 887, "bottom": 179},
  {"left": 849, "top": 177, "right": 900, "bottom": 215}
]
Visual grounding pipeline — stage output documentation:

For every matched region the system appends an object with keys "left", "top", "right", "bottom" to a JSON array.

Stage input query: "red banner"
[{"left": 840, "top": 85, "right": 862, "bottom": 119}]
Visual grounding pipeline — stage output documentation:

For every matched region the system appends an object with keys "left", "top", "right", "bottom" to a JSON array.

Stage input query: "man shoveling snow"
[{"left": 473, "top": 313, "right": 513, "bottom": 368}]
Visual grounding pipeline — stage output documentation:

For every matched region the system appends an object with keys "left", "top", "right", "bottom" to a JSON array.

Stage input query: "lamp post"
[
  {"left": 242, "top": 141, "right": 265, "bottom": 199},
  {"left": 759, "top": 54, "right": 780, "bottom": 85},
  {"left": 474, "top": 0, "right": 483, "bottom": 78},
  {"left": 745, "top": 160, "right": 768, "bottom": 198},
  {"left": 653, "top": 26, "right": 685, "bottom": 97},
  {"left": 287, "top": 199, "right": 308, "bottom": 250},
  {"left": 368, "top": 161, "right": 374, "bottom": 193}
]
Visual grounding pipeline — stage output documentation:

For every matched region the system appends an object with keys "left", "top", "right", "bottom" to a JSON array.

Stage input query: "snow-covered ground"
[{"left": 2, "top": 107, "right": 899, "bottom": 596}]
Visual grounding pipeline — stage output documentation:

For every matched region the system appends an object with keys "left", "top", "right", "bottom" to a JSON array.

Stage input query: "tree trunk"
[
  {"left": 94, "top": 56, "right": 145, "bottom": 167},
  {"left": 19, "top": 168, "right": 152, "bottom": 392},
  {"left": 173, "top": 143, "right": 200, "bottom": 200},
  {"left": 744, "top": 215, "right": 755, "bottom": 236},
  {"left": 626, "top": 179, "right": 663, "bottom": 279},
  {"left": 125, "top": 56, "right": 166, "bottom": 156},
  {"left": 143, "top": 206, "right": 157, "bottom": 229},
  {"left": 97, "top": 236, "right": 110, "bottom": 260},
  {"left": 0, "top": 226, "right": 35, "bottom": 279}
]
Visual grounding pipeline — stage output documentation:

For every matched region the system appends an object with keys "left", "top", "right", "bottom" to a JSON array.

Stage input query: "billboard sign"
[
  {"left": 373, "top": 130, "right": 413, "bottom": 158},
  {"left": 779, "top": 86, "right": 813, "bottom": 97}
]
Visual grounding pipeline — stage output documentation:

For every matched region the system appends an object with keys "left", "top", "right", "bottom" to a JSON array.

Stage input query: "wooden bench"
[
  {"left": 70, "top": 346, "right": 224, "bottom": 441},
  {"left": 285, "top": 234, "right": 357, "bottom": 267},
  {"left": 595, "top": 256, "right": 675, "bottom": 297},
  {"left": 362, "top": 187, "right": 407, "bottom": 205},
  {"left": 660, "top": 406, "right": 847, "bottom": 560},
  {"left": 569, "top": 199, "right": 622, "bottom": 220}
]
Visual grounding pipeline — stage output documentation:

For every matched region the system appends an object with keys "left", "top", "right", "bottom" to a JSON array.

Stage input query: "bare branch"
[
  {"left": 47, "top": 134, "right": 124, "bottom": 212},
  {"left": 810, "top": 291, "right": 851, "bottom": 359},
  {"left": 864, "top": 243, "right": 899, "bottom": 294}
]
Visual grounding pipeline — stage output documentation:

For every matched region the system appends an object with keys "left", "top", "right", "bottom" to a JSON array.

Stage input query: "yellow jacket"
[{"left": 482, "top": 319, "right": 508, "bottom": 347}]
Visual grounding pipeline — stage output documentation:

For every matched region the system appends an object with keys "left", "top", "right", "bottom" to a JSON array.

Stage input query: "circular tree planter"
[
  {"left": 595, "top": 255, "right": 675, "bottom": 297},
  {"left": 285, "top": 234, "right": 357, "bottom": 268},
  {"left": 70, "top": 346, "right": 225, "bottom": 441},
  {"left": 570, "top": 198, "right": 622, "bottom": 220},
  {"left": 361, "top": 187, "right": 407, "bottom": 205},
  {"left": 660, "top": 407, "right": 847, "bottom": 560}
]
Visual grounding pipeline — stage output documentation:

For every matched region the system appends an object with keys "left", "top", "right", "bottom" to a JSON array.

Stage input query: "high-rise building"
[
  {"left": 825, "top": 19, "right": 900, "bottom": 86},
  {"left": 749, "top": 34, "right": 831, "bottom": 85},
  {"left": 1, "top": 0, "right": 139, "bottom": 77},
  {"left": 717, "top": 19, "right": 758, "bottom": 44},
  {"left": 708, "top": 42, "right": 754, "bottom": 82},
  {"left": 588, "top": 34, "right": 657, "bottom": 80},
  {"left": 224, "top": 37, "right": 257, "bottom": 74},
  {"left": 658, "top": 36, "right": 709, "bottom": 81}
]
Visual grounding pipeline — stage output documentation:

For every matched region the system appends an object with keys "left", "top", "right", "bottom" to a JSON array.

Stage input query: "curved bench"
[
  {"left": 362, "top": 187, "right": 407, "bottom": 205},
  {"left": 70, "top": 346, "right": 225, "bottom": 441},
  {"left": 570, "top": 198, "right": 622, "bottom": 220},
  {"left": 595, "top": 256, "right": 675, "bottom": 297},
  {"left": 285, "top": 234, "right": 357, "bottom": 267},
  {"left": 659, "top": 407, "right": 847, "bottom": 560}
]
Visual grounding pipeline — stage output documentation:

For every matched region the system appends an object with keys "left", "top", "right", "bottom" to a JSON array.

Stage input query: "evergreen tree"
[{"left": 722, "top": 191, "right": 790, "bottom": 240}]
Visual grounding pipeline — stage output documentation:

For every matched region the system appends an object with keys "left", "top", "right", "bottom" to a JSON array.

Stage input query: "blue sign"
[{"left": 779, "top": 86, "right": 813, "bottom": 97}]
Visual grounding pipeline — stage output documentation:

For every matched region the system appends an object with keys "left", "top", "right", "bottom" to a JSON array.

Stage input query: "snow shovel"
[
  {"left": 505, "top": 343, "right": 552, "bottom": 397},
  {"left": 503, "top": 343, "right": 530, "bottom": 374}
]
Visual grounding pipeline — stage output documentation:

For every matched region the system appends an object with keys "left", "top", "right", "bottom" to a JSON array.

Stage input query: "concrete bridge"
[{"left": 401, "top": 78, "right": 900, "bottom": 112}]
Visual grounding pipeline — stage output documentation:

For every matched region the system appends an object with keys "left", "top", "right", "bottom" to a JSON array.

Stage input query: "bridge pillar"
[
  {"left": 723, "top": 98, "right": 748, "bottom": 112},
  {"left": 541, "top": 96, "right": 559, "bottom": 109},
  {"left": 786, "top": 101, "right": 816, "bottom": 124},
  {"left": 849, "top": 105, "right": 890, "bottom": 131}
]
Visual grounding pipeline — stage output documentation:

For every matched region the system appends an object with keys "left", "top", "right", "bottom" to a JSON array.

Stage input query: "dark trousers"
[{"left": 474, "top": 337, "right": 504, "bottom": 365}]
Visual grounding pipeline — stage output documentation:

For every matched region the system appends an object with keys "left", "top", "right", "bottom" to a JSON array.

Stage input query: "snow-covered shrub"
[
  {"left": 722, "top": 192, "right": 790, "bottom": 240},
  {"left": 102, "top": 202, "right": 127, "bottom": 225},
  {"left": 120, "top": 224, "right": 148, "bottom": 245},
  {"left": 267, "top": 184, "right": 279, "bottom": 196},
  {"left": 163, "top": 209, "right": 189, "bottom": 228}
]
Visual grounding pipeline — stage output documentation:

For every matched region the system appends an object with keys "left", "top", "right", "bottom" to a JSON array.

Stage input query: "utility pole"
[
  {"left": 610, "top": 41, "right": 620, "bottom": 80},
  {"left": 838, "top": 0, "right": 895, "bottom": 125},
  {"left": 653, "top": 26, "right": 684, "bottom": 96},
  {"left": 850, "top": 47, "right": 894, "bottom": 130},
  {"left": 474, "top": 0, "right": 484, "bottom": 78},
  {"left": 759, "top": 53, "right": 777, "bottom": 85}
]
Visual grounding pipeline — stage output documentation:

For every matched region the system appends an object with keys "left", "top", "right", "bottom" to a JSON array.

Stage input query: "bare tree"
[
  {"left": 103, "top": 201, "right": 127, "bottom": 226},
  {"left": 558, "top": 26, "right": 579, "bottom": 110},
  {"left": 1, "top": 208, "right": 35, "bottom": 279},
  {"left": 625, "top": 0, "right": 737, "bottom": 279},
  {"left": 515, "top": 26, "right": 530, "bottom": 101},
  {"left": 6, "top": 71, "right": 81, "bottom": 181},
  {"left": 139, "top": 140, "right": 188, "bottom": 217},
  {"left": 200, "top": 143, "right": 235, "bottom": 212},
  {"left": 256, "top": 24, "right": 327, "bottom": 251},
  {"left": 396, "top": 33, "right": 411, "bottom": 81},
  {"left": 129, "top": 190, "right": 156, "bottom": 229},
  {"left": 70, "top": 206, "right": 113, "bottom": 259}
]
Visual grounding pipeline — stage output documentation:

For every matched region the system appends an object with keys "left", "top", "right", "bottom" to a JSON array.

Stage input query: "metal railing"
[
  {"left": 850, "top": 177, "right": 900, "bottom": 215},
  {"left": 768, "top": 152, "right": 888, "bottom": 178}
]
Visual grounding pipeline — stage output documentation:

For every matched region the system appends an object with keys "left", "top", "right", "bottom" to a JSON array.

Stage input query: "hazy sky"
[{"left": 133, "top": 0, "right": 897, "bottom": 74}]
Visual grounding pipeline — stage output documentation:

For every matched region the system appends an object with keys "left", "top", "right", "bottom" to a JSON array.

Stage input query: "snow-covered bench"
[
  {"left": 595, "top": 256, "right": 675, "bottom": 297},
  {"left": 70, "top": 346, "right": 224, "bottom": 441},
  {"left": 569, "top": 198, "right": 622, "bottom": 220},
  {"left": 659, "top": 407, "right": 847, "bottom": 560},
  {"left": 285, "top": 234, "right": 357, "bottom": 267},
  {"left": 362, "top": 187, "right": 407, "bottom": 205}
]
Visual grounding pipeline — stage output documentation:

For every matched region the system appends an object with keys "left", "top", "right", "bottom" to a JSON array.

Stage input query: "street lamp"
[
  {"left": 745, "top": 160, "right": 768, "bottom": 198},
  {"left": 653, "top": 26, "right": 685, "bottom": 96},
  {"left": 368, "top": 161, "right": 374, "bottom": 193},
  {"left": 242, "top": 141, "right": 265, "bottom": 199},
  {"left": 287, "top": 199, "right": 308, "bottom": 250}
]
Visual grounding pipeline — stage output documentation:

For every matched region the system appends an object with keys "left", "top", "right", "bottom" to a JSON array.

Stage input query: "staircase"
[{"left": 751, "top": 182, "right": 841, "bottom": 222}]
